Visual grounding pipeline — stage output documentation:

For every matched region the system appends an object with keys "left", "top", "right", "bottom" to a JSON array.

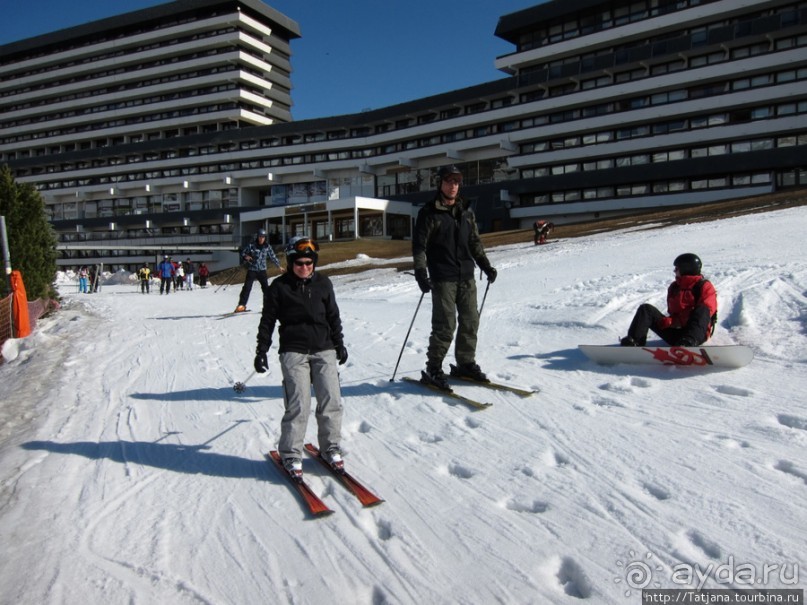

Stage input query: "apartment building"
[{"left": 1, "top": 0, "right": 805, "bottom": 272}]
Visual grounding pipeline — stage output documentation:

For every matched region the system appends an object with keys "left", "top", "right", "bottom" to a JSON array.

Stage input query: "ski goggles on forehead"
[{"left": 292, "top": 238, "right": 319, "bottom": 253}]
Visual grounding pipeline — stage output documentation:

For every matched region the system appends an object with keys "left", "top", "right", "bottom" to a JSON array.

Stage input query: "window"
[
  {"left": 651, "top": 60, "right": 685, "bottom": 75},
  {"left": 731, "top": 43, "right": 770, "bottom": 59},
  {"left": 652, "top": 149, "right": 686, "bottom": 162},
  {"left": 751, "top": 139, "right": 774, "bottom": 151},
  {"left": 651, "top": 89, "right": 687, "bottom": 105},
  {"left": 690, "top": 52, "right": 724, "bottom": 67},
  {"left": 581, "top": 75, "right": 610, "bottom": 90},
  {"left": 550, "top": 163, "right": 580, "bottom": 175},
  {"left": 615, "top": 68, "right": 645, "bottom": 83}
]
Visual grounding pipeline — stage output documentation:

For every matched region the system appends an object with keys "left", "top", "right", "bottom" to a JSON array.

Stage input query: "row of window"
[
  {"left": 57, "top": 224, "right": 236, "bottom": 243},
  {"left": 0, "top": 5, "right": 282, "bottom": 71},
  {"left": 521, "top": 171, "right": 787, "bottom": 206},
  {"left": 515, "top": 0, "right": 800, "bottom": 55},
  {"left": 574, "top": 36, "right": 802, "bottom": 93},
  {"left": 517, "top": 0, "right": 714, "bottom": 50},
  {"left": 49, "top": 189, "right": 239, "bottom": 221},
  {"left": 2, "top": 81, "right": 246, "bottom": 131},
  {"left": 557, "top": 14, "right": 801, "bottom": 84},
  {"left": 521, "top": 133, "right": 807, "bottom": 180},
  {"left": 2, "top": 29, "right": 244, "bottom": 98},
  {"left": 522, "top": 96, "right": 807, "bottom": 152}
]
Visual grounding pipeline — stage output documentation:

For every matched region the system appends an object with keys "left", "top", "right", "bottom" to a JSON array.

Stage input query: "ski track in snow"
[{"left": 1, "top": 207, "right": 806, "bottom": 603}]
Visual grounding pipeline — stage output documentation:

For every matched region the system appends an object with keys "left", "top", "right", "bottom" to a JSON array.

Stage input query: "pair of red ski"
[{"left": 267, "top": 444, "right": 383, "bottom": 517}]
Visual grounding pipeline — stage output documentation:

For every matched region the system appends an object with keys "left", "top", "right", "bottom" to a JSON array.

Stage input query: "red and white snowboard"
[{"left": 579, "top": 344, "right": 753, "bottom": 368}]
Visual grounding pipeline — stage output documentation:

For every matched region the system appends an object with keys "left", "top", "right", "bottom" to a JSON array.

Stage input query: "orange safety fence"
[{"left": 0, "top": 293, "right": 60, "bottom": 364}]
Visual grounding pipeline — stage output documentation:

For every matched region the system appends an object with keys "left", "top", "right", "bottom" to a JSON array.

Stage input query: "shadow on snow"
[{"left": 22, "top": 436, "right": 280, "bottom": 482}]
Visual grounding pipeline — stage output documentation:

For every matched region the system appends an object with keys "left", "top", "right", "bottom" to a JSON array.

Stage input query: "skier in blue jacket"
[
  {"left": 234, "top": 228, "right": 282, "bottom": 312},
  {"left": 156, "top": 255, "right": 175, "bottom": 295}
]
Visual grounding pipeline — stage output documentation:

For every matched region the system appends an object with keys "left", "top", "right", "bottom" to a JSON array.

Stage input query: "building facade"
[{"left": 2, "top": 0, "right": 805, "bottom": 272}]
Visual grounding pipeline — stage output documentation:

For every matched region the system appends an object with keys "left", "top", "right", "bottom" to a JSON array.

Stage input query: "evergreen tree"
[{"left": 0, "top": 166, "right": 58, "bottom": 299}]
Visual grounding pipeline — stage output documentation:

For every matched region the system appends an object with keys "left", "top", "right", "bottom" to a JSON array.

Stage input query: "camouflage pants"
[{"left": 427, "top": 279, "right": 479, "bottom": 368}]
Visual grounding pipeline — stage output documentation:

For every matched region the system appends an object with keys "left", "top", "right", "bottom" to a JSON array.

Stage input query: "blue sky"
[{"left": 0, "top": 0, "right": 544, "bottom": 120}]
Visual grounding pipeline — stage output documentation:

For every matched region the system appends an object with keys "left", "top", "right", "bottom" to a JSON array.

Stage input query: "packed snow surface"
[{"left": 1, "top": 208, "right": 805, "bottom": 604}]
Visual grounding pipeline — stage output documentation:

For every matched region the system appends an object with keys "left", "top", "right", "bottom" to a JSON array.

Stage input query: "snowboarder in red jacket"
[
  {"left": 620, "top": 253, "right": 718, "bottom": 347},
  {"left": 533, "top": 220, "right": 554, "bottom": 245}
]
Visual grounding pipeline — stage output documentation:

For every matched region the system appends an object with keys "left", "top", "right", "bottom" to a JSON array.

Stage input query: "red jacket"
[{"left": 658, "top": 275, "right": 717, "bottom": 330}]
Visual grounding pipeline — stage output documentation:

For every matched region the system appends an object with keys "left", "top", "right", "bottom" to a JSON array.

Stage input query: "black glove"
[
  {"left": 254, "top": 351, "right": 269, "bottom": 373},
  {"left": 336, "top": 345, "right": 348, "bottom": 365},
  {"left": 414, "top": 268, "right": 431, "bottom": 293},
  {"left": 483, "top": 266, "right": 497, "bottom": 284},
  {"left": 479, "top": 259, "right": 497, "bottom": 284}
]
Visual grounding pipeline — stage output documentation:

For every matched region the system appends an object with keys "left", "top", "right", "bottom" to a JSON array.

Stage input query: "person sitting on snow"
[
  {"left": 620, "top": 253, "right": 717, "bottom": 347},
  {"left": 533, "top": 220, "right": 554, "bottom": 245}
]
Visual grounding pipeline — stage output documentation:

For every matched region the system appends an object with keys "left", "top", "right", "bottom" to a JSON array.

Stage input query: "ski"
[
  {"left": 401, "top": 376, "right": 492, "bottom": 410},
  {"left": 266, "top": 451, "right": 334, "bottom": 517},
  {"left": 448, "top": 364, "right": 537, "bottom": 397},
  {"left": 304, "top": 444, "right": 384, "bottom": 508}
]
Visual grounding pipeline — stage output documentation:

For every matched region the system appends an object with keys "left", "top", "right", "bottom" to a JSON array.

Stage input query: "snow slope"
[{"left": 1, "top": 207, "right": 805, "bottom": 604}]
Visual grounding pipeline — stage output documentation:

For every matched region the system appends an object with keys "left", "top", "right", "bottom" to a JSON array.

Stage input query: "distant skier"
[
  {"left": 183, "top": 258, "right": 195, "bottom": 290},
  {"left": 234, "top": 228, "right": 282, "bottom": 312},
  {"left": 138, "top": 263, "right": 151, "bottom": 294},
  {"left": 175, "top": 262, "right": 185, "bottom": 291},
  {"left": 198, "top": 263, "right": 210, "bottom": 288},
  {"left": 88, "top": 265, "right": 98, "bottom": 293},
  {"left": 157, "top": 255, "right": 175, "bottom": 295},
  {"left": 78, "top": 266, "right": 89, "bottom": 293},
  {"left": 533, "top": 220, "right": 554, "bottom": 245},
  {"left": 620, "top": 253, "right": 717, "bottom": 347}
]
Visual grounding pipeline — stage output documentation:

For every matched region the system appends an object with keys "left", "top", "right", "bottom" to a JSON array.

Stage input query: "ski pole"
[
  {"left": 390, "top": 291, "right": 425, "bottom": 382},
  {"left": 233, "top": 370, "right": 256, "bottom": 393},
  {"left": 478, "top": 280, "right": 491, "bottom": 318}
]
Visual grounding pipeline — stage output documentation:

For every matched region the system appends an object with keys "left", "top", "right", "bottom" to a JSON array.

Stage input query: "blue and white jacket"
[{"left": 241, "top": 238, "right": 280, "bottom": 271}]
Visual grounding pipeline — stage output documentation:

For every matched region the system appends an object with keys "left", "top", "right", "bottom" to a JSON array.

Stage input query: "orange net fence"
[{"left": 0, "top": 294, "right": 59, "bottom": 364}]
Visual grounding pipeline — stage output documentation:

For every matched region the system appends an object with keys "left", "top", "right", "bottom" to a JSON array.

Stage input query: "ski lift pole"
[
  {"left": 390, "top": 291, "right": 425, "bottom": 382},
  {"left": 0, "top": 216, "right": 10, "bottom": 294}
]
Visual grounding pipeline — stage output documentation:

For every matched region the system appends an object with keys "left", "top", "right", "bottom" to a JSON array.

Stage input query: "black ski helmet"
[
  {"left": 437, "top": 165, "right": 462, "bottom": 184},
  {"left": 674, "top": 253, "right": 702, "bottom": 276},
  {"left": 285, "top": 236, "right": 319, "bottom": 268},
  {"left": 257, "top": 228, "right": 267, "bottom": 238}
]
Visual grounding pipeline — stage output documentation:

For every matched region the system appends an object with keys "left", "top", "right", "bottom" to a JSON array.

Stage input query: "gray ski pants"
[
  {"left": 427, "top": 278, "right": 479, "bottom": 368},
  {"left": 278, "top": 350, "right": 343, "bottom": 461}
]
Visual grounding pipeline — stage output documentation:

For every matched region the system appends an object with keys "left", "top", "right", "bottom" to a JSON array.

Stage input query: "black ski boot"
[
  {"left": 450, "top": 362, "right": 489, "bottom": 383},
  {"left": 421, "top": 364, "right": 451, "bottom": 391}
]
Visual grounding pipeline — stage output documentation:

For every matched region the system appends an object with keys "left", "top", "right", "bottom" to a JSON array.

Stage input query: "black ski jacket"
[
  {"left": 256, "top": 271, "right": 344, "bottom": 355},
  {"left": 412, "top": 194, "right": 491, "bottom": 282}
]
